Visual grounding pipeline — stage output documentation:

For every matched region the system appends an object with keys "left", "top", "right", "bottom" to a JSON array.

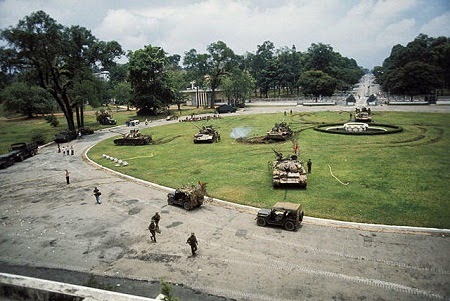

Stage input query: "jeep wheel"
[
  {"left": 256, "top": 217, "right": 267, "bottom": 227},
  {"left": 284, "top": 221, "right": 295, "bottom": 231},
  {"left": 168, "top": 197, "right": 174, "bottom": 205},
  {"left": 183, "top": 201, "right": 191, "bottom": 210}
]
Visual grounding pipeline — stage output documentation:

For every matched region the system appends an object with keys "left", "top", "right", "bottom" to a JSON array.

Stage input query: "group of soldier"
[{"left": 148, "top": 212, "right": 198, "bottom": 256}]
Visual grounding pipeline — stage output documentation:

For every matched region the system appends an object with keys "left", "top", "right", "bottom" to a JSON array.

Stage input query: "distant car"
[{"left": 216, "top": 104, "right": 237, "bottom": 114}]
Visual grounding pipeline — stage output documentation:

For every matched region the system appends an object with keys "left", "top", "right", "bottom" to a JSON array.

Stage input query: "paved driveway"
[{"left": 0, "top": 107, "right": 449, "bottom": 301}]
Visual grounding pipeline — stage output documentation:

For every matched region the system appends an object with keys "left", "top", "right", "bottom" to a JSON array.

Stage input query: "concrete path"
[{"left": 0, "top": 107, "right": 449, "bottom": 301}]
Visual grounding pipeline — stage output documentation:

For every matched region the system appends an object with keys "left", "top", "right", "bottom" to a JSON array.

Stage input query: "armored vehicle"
[
  {"left": 272, "top": 151, "right": 307, "bottom": 188},
  {"left": 265, "top": 122, "right": 293, "bottom": 141},
  {"left": 54, "top": 130, "right": 77, "bottom": 143},
  {"left": 96, "top": 111, "right": 117, "bottom": 125},
  {"left": 193, "top": 125, "right": 220, "bottom": 143},
  {"left": 355, "top": 107, "right": 372, "bottom": 122},
  {"left": 167, "top": 182, "right": 207, "bottom": 210},
  {"left": 256, "top": 202, "right": 304, "bottom": 231},
  {"left": 114, "top": 129, "right": 152, "bottom": 146}
]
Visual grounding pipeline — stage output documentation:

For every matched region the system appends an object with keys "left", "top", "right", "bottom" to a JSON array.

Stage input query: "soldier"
[
  {"left": 93, "top": 187, "right": 101, "bottom": 204},
  {"left": 307, "top": 159, "right": 312, "bottom": 174},
  {"left": 148, "top": 220, "right": 157, "bottom": 242},
  {"left": 65, "top": 169, "right": 70, "bottom": 184},
  {"left": 186, "top": 233, "right": 198, "bottom": 256},
  {"left": 152, "top": 212, "right": 161, "bottom": 233}
]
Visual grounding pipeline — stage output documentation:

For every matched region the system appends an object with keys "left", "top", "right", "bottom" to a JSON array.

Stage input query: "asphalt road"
[{"left": 0, "top": 104, "right": 449, "bottom": 301}]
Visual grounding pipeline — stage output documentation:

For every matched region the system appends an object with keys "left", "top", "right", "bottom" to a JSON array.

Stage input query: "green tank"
[
  {"left": 265, "top": 122, "right": 293, "bottom": 141},
  {"left": 114, "top": 129, "right": 152, "bottom": 146},
  {"left": 271, "top": 151, "right": 307, "bottom": 188}
]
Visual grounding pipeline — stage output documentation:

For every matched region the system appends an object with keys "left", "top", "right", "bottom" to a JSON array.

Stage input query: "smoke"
[{"left": 230, "top": 127, "right": 253, "bottom": 139}]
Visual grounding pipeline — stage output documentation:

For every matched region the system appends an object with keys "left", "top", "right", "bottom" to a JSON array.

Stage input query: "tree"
[
  {"left": 221, "top": 68, "right": 255, "bottom": 106},
  {"left": 128, "top": 44, "right": 173, "bottom": 115},
  {"left": 375, "top": 34, "right": 449, "bottom": 97},
  {"left": 0, "top": 11, "right": 123, "bottom": 132},
  {"left": 304, "top": 43, "right": 335, "bottom": 75},
  {"left": 1, "top": 81, "right": 53, "bottom": 117},
  {"left": 250, "top": 41, "right": 276, "bottom": 97},
  {"left": 183, "top": 41, "right": 236, "bottom": 108},
  {"left": 167, "top": 69, "right": 188, "bottom": 112},
  {"left": 298, "top": 70, "right": 337, "bottom": 99},
  {"left": 112, "top": 81, "right": 133, "bottom": 109}
]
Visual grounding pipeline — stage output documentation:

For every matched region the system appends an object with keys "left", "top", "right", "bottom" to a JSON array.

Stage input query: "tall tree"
[
  {"left": 221, "top": 68, "right": 255, "bottom": 106},
  {"left": 0, "top": 11, "right": 123, "bottom": 132},
  {"left": 375, "top": 34, "right": 449, "bottom": 97},
  {"left": 128, "top": 44, "right": 173, "bottom": 115}
]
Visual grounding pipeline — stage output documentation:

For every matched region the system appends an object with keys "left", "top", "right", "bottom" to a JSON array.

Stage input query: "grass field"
[
  {"left": 0, "top": 105, "right": 214, "bottom": 154},
  {"left": 88, "top": 110, "right": 450, "bottom": 228}
]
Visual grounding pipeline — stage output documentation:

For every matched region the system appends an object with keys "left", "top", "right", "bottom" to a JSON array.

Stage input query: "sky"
[{"left": 0, "top": 0, "right": 449, "bottom": 69}]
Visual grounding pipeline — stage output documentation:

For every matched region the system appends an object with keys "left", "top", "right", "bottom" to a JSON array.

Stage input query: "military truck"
[
  {"left": 256, "top": 202, "right": 304, "bottom": 231},
  {"left": 265, "top": 122, "right": 293, "bottom": 141},
  {"left": 193, "top": 125, "right": 220, "bottom": 143},
  {"left": 271, "top": 150, "right": 307, "bottom": 188},
  {"left": 0, "top": 153, "right": 16, "bottom": 169},
  {"left": 114, "top": 129, "right": 151, "bottom": 146},
  {"left": 355, "top": 107, "right": 372, "bottom": 122},
  {"left": 167, "top": 182, "right": 207, "bottom": 210},
  {"left": 9, "top": 142, "right": 38, "bottom": 162}
]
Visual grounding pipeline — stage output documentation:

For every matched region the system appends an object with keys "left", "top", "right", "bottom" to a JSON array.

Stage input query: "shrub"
[{"left": 45, "top": 114, "right": 59, "bottom": 127}]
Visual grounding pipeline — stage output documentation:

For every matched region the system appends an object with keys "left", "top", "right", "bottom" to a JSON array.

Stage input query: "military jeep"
[
  {"left": 256, "top": 202, "right": 304, "bottom": 231},
  {"left": 167, "top": 182, "right": 207, "bottom": 210}
]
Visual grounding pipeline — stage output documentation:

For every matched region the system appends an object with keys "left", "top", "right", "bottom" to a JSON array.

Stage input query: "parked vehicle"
[
  {"left": 54, "top": 130, "right": 77, "bottom": 143},
  {"left": 256, "top": 202, "right": 304, "bottom": 231},
  {"left": 193, "top": 125, "right": 220, "bottom": 143},
  {"left": 0, "top": 153, "right": 16, "bottom": 169},
  {"left": 265, "top": 122, "right": 293, "bottom": 141},
  {"left": 97, "top": 111, "right": 117, "bottom": 125},
  {"left": 167, "top": 182, "right": 207, "bottom": 210},
  {"left": 0, "top": 142, "right": 38, "bottom": 169},
  {"left": 216, "top": 104, "right": 237, "bottom": 113},
  {"left": 9, "top": 142, "right": 38, "bottom": 162},
  {"left": 355, "top": 107, "right": 372, "bottom": 122},
  {"left": 271, "top": 151, "right": 307, "bottom": 188},
  {"left": 114, "top": 129, "right": 152, "bottom": 146}
]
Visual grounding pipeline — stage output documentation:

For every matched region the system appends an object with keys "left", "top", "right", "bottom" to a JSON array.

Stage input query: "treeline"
[
  {"left": 373, "top": 34, "right": 450, "bottom": 100},
  {"left": 0, "top": 11, "right": 365, "bottom": 132}
]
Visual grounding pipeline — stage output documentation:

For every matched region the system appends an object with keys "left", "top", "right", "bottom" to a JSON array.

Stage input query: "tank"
[
  {"left": 167, "top": 181, "right": 207, "bottom": 210},
  {"left": 114, "top": 129, "right": 152, "bottom": 146},
  {"left": 271, "top": 150, "right": 307, "bottom": 188},
  {"left": 265, "top": 122, "right": 293, "bottom": 141},
  {"left": 193, "top": 125, "right": 220, "bottom": 143},
  {"left": 355, "top": 107, "right": 372, "bottom": 122}
]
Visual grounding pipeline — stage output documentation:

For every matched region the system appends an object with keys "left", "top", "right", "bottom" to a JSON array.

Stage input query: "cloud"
[
  {"left": 419, "top": 12, "right": 450, "bottom": 37},
  {"left": 0, "top": 0, "right": 449, "bottom": 69}
]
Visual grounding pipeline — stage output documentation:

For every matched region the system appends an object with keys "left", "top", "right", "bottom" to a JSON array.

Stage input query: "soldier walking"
[
  {"left": 307, "top": 159, "right": 312, "bottom": 174},
  {"left": 148, "top": 220, "right": 157, "bottom": 242},
  {"left": 93, "top": 187, "right": 101, "bottom": 204},
  {"left": 152, "top": 212, "right": 161, "bottom": 233},
  {"left": 65, "top": 169, "right": 70, "bottom": 184},
  {"left": 187, "top": 233, "right": 198, "bottom": 256}
]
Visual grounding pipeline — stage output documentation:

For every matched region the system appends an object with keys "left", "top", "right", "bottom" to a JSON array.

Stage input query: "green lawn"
[{"left": 88, "top": 111, "right": 450, "bottom": 228}]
